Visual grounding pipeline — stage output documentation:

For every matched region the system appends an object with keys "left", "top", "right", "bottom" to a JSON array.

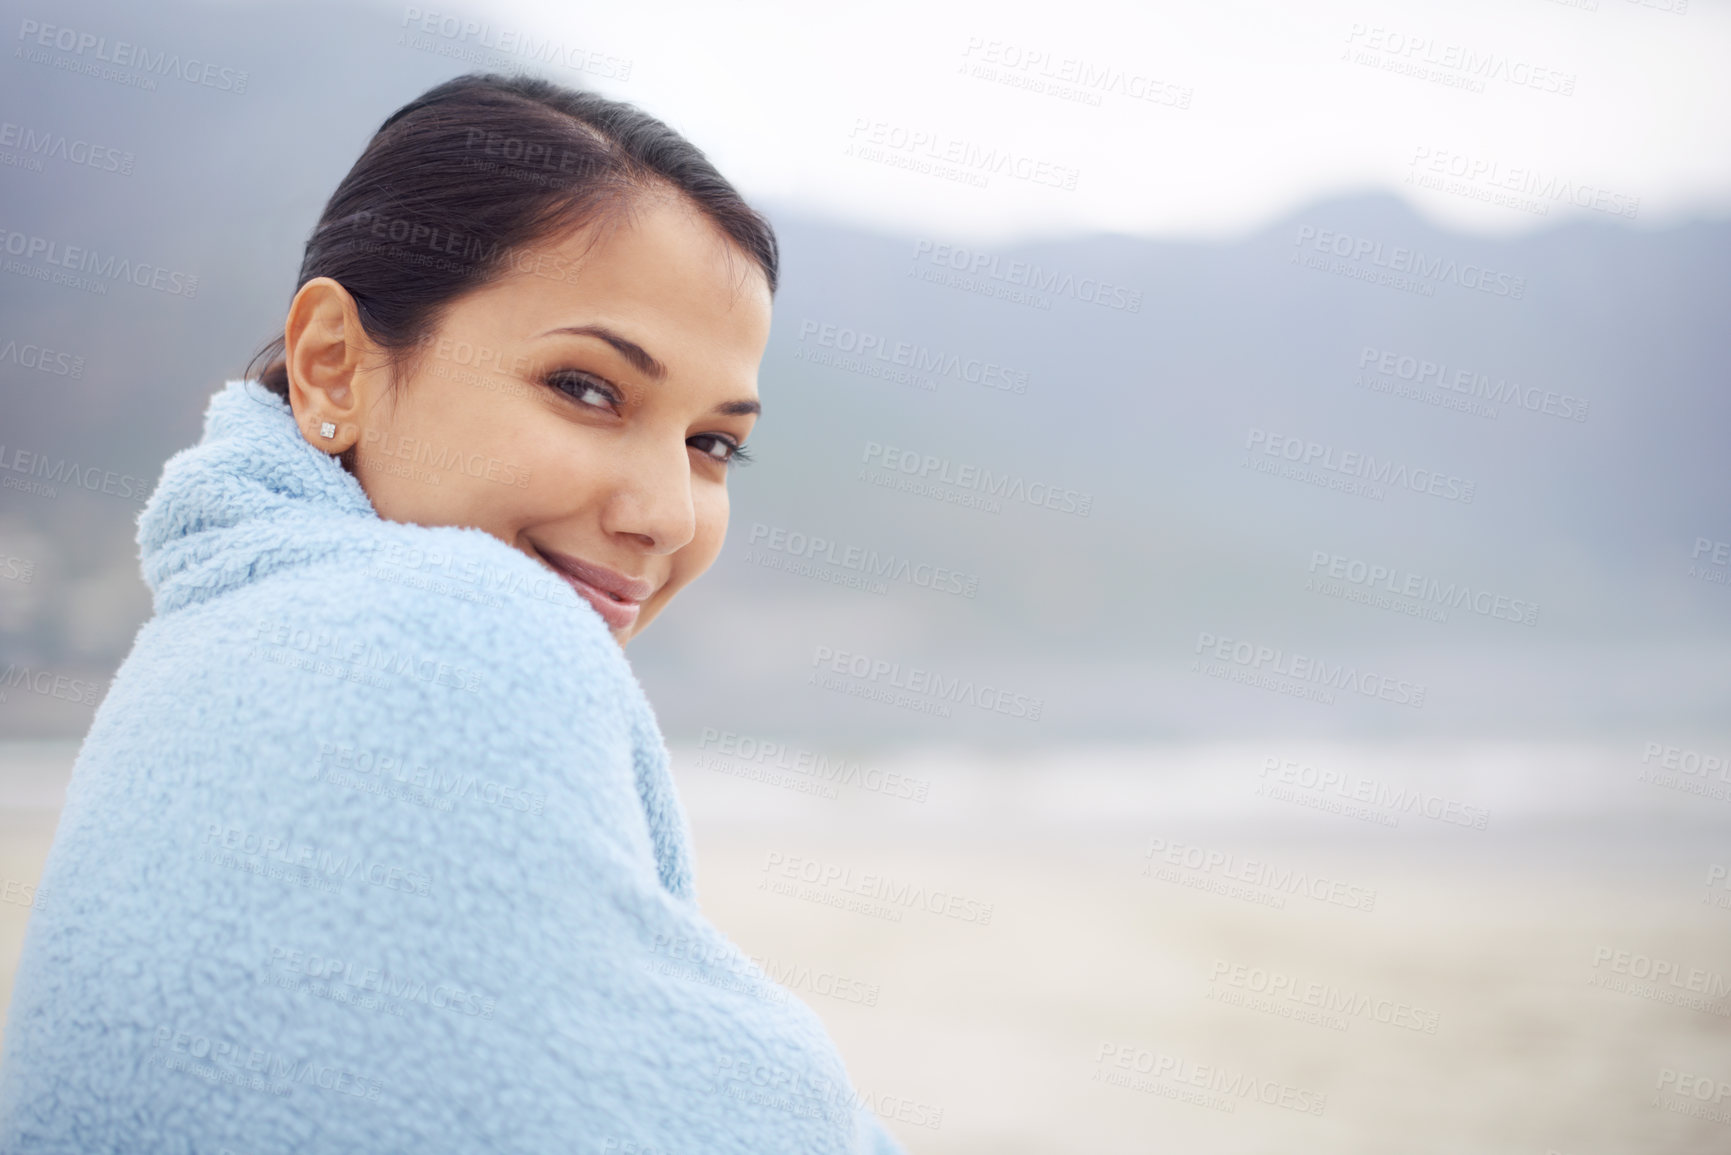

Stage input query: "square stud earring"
[{"left": 319, "top": 421, "right": 336, "bottom": 439}]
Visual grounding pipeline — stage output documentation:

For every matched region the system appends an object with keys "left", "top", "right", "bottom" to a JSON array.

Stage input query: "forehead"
[{"left": 475, "top": 194, "right": 773, "bottom": 387}]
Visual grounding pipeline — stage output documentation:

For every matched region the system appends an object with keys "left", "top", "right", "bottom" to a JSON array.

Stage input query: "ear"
[{"left": 282, "top": 277, "right": 385, "bottom": 452}]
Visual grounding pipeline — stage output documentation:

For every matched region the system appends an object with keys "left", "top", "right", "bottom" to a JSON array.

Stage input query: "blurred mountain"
[{"left": 1, "top": 0, "right": 1726, "bottom": 741}]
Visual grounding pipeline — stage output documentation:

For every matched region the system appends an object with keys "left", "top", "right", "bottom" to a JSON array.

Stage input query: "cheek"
[
  {"left": 671, "top": 485, "right": 730, "bottom": 587},
  {"left": 516, "top": 428, "right": 611, "bottom": 510}
]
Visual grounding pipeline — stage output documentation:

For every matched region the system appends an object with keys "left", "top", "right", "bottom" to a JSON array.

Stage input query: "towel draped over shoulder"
[{"left": 0, "top": 379, "right": 904, "bottom": 1155}]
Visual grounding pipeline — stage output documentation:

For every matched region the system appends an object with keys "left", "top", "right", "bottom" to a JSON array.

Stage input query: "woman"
[{"left": 0, "top": 73, "right": 905, "bottom": 1154}]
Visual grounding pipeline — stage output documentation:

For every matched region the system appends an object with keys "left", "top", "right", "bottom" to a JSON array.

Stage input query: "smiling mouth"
[{"left": 531, "top": 544, "right": 653, "bottom": 631}]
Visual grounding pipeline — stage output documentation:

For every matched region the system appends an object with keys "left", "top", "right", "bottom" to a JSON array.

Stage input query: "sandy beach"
[{"left": 4, "top": 738, "right": 1728, "bottom": 1153}]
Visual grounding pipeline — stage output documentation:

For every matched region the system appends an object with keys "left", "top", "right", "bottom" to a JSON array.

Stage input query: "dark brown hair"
[{"left": 245, "top": 71, "right": 778, "bottom": 423}]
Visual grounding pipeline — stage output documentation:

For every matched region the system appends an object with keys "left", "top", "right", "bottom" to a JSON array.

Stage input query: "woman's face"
[{"left": 285, "top": 193, "right": 772, "bottom": 646}]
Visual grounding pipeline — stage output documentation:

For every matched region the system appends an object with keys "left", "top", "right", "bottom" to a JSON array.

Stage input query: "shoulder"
[
  {"left": 362, "top": 521, "right": 610, "bottom": 648},
  {"left": 229, "top": 517, "right": 639, "bottom": 729}
]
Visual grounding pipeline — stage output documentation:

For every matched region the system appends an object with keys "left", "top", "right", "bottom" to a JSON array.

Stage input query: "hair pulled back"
[{"left": 247, "top": 71, "right": 778, "bottom": 401}]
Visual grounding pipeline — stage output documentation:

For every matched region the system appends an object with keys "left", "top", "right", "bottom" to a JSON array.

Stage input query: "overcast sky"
[{"left": 435, "top": 0, "right": 1731, "bottom": 242}]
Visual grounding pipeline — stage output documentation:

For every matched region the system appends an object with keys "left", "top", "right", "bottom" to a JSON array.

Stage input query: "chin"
[{"left": 613, "top": 615, "right": 648, "bottom": 647}]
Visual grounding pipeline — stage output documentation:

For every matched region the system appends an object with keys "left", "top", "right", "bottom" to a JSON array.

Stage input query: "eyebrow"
[
  {"left": 539, "top": 324, "right": 667, "bottom": 382},
  {"left": 538, "top": 323, "right": 762, "bottom": 418}
]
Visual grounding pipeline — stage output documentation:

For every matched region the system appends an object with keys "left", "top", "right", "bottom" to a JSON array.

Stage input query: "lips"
[{"left": 534, "top": 545, "right": 654, "bottom": 632}]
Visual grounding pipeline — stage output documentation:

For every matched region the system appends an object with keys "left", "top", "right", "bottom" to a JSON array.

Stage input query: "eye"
[
  {"left": 541, "top": 368, "right": 623, "bottom": 413},
  {"left": 690, "top": 433, "right": 752, "bottom": 467}
]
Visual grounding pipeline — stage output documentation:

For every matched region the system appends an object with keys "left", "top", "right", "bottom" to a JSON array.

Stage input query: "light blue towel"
[{"left": 0, "top": 378, "right": 907, "bottom": 1154}]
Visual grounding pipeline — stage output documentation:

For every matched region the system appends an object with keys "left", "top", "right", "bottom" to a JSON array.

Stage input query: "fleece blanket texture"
[{"left": 0, "top": 378, "right": 906, "bottom": 1155}]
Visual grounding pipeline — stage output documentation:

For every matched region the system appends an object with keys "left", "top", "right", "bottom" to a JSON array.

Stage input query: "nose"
[{"left": 602, "top": 433, "right": 697, "bottom": 555}]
